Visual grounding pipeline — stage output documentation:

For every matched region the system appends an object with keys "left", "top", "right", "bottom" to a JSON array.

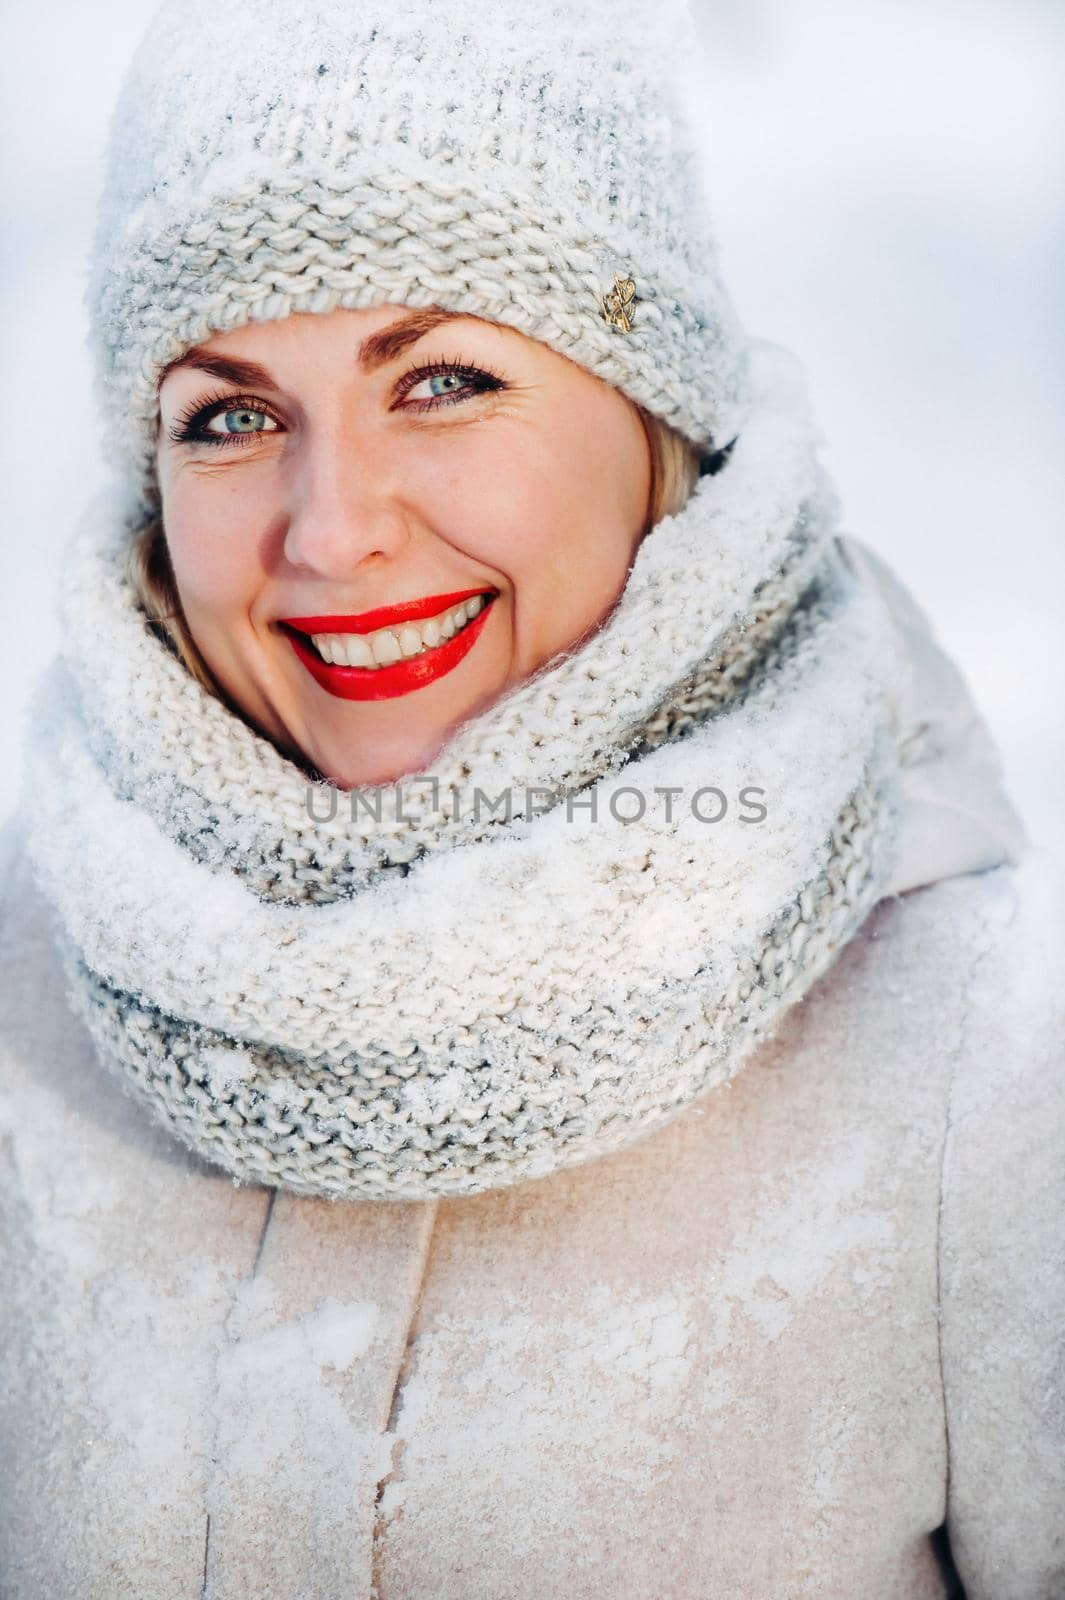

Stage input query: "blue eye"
[
  {"left": 167, "top": 393, "right": 283, "bottom": 449},
  {"left": 395, "top": 359, "right": 506, "bottom": 412},
  {"left": 212, "top": 406, "right": 274, "bottom": 434},
  {"left": 426, "top": 373, "right": 469, "bottom": 397}
]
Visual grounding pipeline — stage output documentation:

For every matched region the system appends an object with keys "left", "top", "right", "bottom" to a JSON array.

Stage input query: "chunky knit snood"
[{"left": 22, "top": 342, "right": 906, "bottom": 1201}]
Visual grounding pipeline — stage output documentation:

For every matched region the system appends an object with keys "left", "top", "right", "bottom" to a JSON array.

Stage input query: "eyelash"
[{"left": 166, "top": 356, "right": 507, "bottom": 448}]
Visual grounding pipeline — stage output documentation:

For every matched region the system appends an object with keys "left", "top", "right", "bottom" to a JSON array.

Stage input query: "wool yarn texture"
[
  {"left": 86, "top": 0, "right": 749, "bottom": 520},
  {"left": 22, "top": 341, "right": 906, "bottom": 1201}
]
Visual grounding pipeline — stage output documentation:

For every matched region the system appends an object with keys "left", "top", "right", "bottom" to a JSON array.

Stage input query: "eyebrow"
[{"left": 157, "top": 307, "right": 464, "bottom": 389}]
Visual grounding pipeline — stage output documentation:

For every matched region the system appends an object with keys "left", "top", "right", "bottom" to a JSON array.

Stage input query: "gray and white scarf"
[{"left": 21, "top": 341, "right": 907, "bottom": 1201}]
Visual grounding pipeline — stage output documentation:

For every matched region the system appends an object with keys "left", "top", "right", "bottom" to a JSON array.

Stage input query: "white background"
[{"left": 2, "top": 0, "right": 1062, "bottom": 848}]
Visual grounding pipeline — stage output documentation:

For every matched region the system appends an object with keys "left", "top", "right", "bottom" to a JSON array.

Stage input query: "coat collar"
[{"left": 839, "top": 536, "right": 1028, "bottom": 896}]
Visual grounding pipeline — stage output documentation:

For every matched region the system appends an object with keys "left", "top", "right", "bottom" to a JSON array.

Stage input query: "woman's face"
[{"left": 155, "top": 305, "right": 652, "bottom": 786}]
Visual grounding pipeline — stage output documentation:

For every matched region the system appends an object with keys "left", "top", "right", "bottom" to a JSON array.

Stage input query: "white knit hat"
[{"left": 87, "top": 0, "right": 752, "bottom": 519}]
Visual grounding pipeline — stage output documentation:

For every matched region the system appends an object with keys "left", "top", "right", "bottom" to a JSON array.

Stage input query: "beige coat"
[{"left": 1, "top": 550, "right": 1062, "bottom": 1599}]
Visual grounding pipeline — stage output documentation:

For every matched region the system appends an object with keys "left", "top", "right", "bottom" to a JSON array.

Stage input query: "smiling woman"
[
  {"left": 1, "top": 0, "right": 1061, "bottom": 1597},
  {"left": 139, "top": 305, "right": 695, "bottom": 786}
]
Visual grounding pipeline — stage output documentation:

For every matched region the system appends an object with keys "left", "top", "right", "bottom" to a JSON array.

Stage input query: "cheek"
[
  {"left": 162, "top": 477, "right": 266, "bottom": 623},
  {"left": 446, "top": 398, "right": 648, "bottom": 622}
]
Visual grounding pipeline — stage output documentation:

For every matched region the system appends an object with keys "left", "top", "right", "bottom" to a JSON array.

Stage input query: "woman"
[{"left": 1, "top": 2, "right": 1061, "bottom": 1596}]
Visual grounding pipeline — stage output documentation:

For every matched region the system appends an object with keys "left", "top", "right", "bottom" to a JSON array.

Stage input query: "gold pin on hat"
[{"left": 602, "top": 274, "right": 637, "bottom": 333}]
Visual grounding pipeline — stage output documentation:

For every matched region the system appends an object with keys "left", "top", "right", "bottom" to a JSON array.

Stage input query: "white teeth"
[
  {"left": 307, "top": 593, "right": 493, "bottom": 670},
  {"left": 371, "top": 630, "right": 403, "bottom": 666},
  {"left": 342, "top": 634, "right": 375, "bottom": 668}
]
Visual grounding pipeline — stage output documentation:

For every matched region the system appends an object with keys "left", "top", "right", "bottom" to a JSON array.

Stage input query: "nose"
[{"left": 281, "top": 426, "right": 412, "bottom": 580}]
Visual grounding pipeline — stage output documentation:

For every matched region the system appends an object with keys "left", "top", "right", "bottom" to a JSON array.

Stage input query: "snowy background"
[{"left": 2, "top": 0, "right": 1062, "bottom": 850}]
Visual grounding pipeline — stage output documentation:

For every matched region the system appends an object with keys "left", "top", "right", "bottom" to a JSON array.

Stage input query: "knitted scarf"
[{"left": 22, "top": 341, "right": 905, "bottom": 1201}]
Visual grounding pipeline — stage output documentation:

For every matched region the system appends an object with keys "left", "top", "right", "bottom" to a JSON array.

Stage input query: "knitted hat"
[{"left": 86, "top": 0, "right": 752, "bottom": 520}]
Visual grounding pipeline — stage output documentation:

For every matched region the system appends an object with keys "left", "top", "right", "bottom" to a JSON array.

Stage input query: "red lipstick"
[
  {"left": 281, "top": 588, "right": 492, "bottom": 635},
  {"left": 279, "top": 588, "right": 498, "bottom": 702}
]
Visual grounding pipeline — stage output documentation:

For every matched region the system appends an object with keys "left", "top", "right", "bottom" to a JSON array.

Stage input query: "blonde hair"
[{"left": 130, "top": 405, "right": 704, "bottom": 692}]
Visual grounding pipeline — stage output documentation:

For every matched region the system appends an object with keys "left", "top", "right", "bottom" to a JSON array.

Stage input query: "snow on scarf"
[{"left": 21, "top": 341, "right": 905, "bottom": 1200}]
